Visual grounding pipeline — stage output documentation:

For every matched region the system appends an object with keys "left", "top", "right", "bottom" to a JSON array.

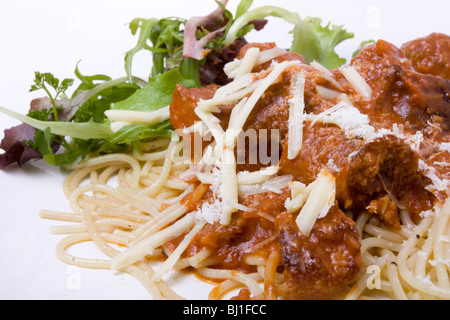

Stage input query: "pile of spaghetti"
[{"left": 1, "top": 1, "right": 450, "bottom": 300}]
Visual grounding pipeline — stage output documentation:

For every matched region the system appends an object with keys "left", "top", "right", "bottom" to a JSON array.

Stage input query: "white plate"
[{"left": 0, "top": 0, "right": 449, "bottom": 300}]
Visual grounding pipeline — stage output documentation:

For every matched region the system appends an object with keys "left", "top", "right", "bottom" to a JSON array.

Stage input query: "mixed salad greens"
[{"left": 0, "top": 0, "right": 362, "bottom": 170}]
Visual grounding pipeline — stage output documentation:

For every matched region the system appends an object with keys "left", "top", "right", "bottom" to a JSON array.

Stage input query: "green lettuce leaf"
[
  {"left": 111, "top": 68, "right": 196, "bottom": 112},
  {"left": 223, "top": 4, "right": 354, "bottom": 69},
  {"left": 0, "top": 106, "right": 113, "bottom": 140},
  {"left": 299, "top": 17, "right": 354, "bottom": 68},
  {"left": 125, "top": 17, "right": 187, "bottom": 82}
]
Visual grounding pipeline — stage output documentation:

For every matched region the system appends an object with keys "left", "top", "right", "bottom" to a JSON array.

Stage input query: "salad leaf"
[
  {"left": 46, "top": 121, "right": 173, "bottom": 167},
  {"left": 222, "top": 5, "right": 354, "bottom": 69},
  {"left": 111, "top": 68, "right": 196, "bottom": 112},
  {"left": 0, "top": 104, "right": 174, "bottom": 167},
  {"left": 0, "top": 60, "right": 181, "bottom": 168},
  {"left": 0, "top": 106, "right": 113, "bottom": 140},
  {"left": 124, "top": 1, "right": 270, "bottom": 88},
  {"left": 0, "top": 0, "right": 362, "bottom": 170},
  {"left": 125, "top": 17, "right": 187, "bottom": 82},
  {"left": 150, "top": 18, "right": 186, "bottom": 76},
  {"left": 0, "top": 124, "right": 52, "bottom": 169},
  {"left": 42, "top": 139, "right": 95, "bottom": 166},
  {"left": 72, "top": 62, "right": 112, "bottom": 95},
  {"left": 182, "top": 0, "right": 228, "bottom": 61},
  {"left": 0, "top": 63, "right": 179, "bottom": 168},
  {"left": 235, "top": 0, "right": 254, "bottom": 20},
  {"left": 73, "top": 83, "right": 139, "bottom": 123},
  {"left": 29, "top": 72, "right": 74, "bottom": 121},
  {"left": 300, "top": 17, "right": 354, "bottom": 68},
  {"left": 27, "top": 107, "right": 54, "bottom": 121},
  {"left": 30, "top": 127, "right": 58, "bottom": 164},
  {"left": 125, "top": 18, "right": 159, "bottom": 82},
  {"left": 107, "top": 121, "right": 173, "bottom": 146}
]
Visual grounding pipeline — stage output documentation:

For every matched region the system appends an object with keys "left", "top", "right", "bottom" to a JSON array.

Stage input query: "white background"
[{"left": 0, "top": 0, "right": 449, "bottom": 299}]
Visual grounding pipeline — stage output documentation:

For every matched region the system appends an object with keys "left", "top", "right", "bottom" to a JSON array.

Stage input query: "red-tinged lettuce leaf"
[
  {"left": 1, "top": 97, "right": 60, "bottom": 169},
  {"left": 27, "top": 96, "right": 81, "bottom": 122},
  {"left": 199, "top": 37, "right": 248, "bottom": 85},
  {"left": 183, "top": 0, "right": 229, "bottom": 60},
  {"left": 0, "top": 123, "right": 60, "bottom": 169}
]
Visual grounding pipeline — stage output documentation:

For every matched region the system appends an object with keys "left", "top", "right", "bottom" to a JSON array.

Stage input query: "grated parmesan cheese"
[
  {"left": 197, "top": 73, "right": 255, "bottom": 113},
  {"left": 237, "top": 165, "right": 279, "bottom": 185},
  {"left": 370, "top": 123, "right": 423, "bottom": 152},
  {"left": 417, "top": 274, "right": 434, "bottom": 287},
  {"left": 151, "top": 219, "right": 207, "bottom": 281},
  {"left": 234, "top": 47, "right": 260, "bottom": 79},
  {"left": 418, "top": 159, "right": 449, "bottom": 192},
  {"left": 195, "top": 199, "right": 223, "bottom": 224},
  {"left": 439, "top": 142, "right": 450, "bottom": 153},
  {"left": 110, "top": 120, "right": 132, "bottom": 132},
  {"left": 194, "top": 108, "right": 224, "bottom": 148},
  {"left": 287, "top": 71, "right": 306, "bottom": 160},
  {"left": 238, "top": 175, "right": 292, "bottom": 196},
  {"left": 284, "top": 181, "right": 309, "bottom": 213},
  {"left": 220, "top": 147, "right": 239, "bottom": 225},
  {"left": 316, "top": 85, "right": 341, "bottom": 100},
  {"left": 196, "top": 61, "right": 302, "bottom": 225},
  {"left": 105, "top": 106, "right": 170, "bottom": 125},
  {"left": 291, "top": 170, "right": 336, "bottom": 236},
  {"left": 229, "top": 60, "right": 302, "bottom": 133},
  {"left": 339, "top": 66, "right": 372, "bottom": 100},
  {"left": 305, "top": 99, "right": 375, "bottom": 140},
  {"left": 106, "top": 107, "right": 171, "bottom": 132},
  {"left": 310, "top": 60, "right": 344, "bottom": 91},
  {"left": 224, "top": 47, "right": 287, "bottom": 79},
  {"left": 111, "top": 212, "right": 196, "bottom": 271}
]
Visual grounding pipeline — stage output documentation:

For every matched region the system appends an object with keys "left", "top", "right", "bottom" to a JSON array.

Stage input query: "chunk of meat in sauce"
[
  {"left": 347, "top": 135, "right": 435, "bottom": 228},
  {"left": 169, "top": 81, "right": 284, "bottom": 171},
  {"left": 244, "top": 64, "right": 337, "bottom": 140},
  {"left": 170, "top": 42, "right": 306, "bottom": 135},
  {"left": 279, "top": 122, "right": 364, "bottom": 208},
  {"left": 184, "top": 187, "right": 362, "bottom": 300},
  {"left": 169, "top": 38, "right": 447, "bottom": 299},
  {"left": 350, "top": 39, "right": 450, "bottom": 132},
  {"left": 186, "top": 189, "right": 289, "bottom": 272},
  {"left": 279, "top": 123, "right": 434, "bottom": 228},
  {"left": 170, "top": 84, "right": 221, "bottom": 161},
  {"left": 275, "top": 205, "right": 362, "bottom": 300},
  {"left": 401, "top": 33, "right": 450, "bottom": 80},
  {"left": 169, "top": 43, "right": 307, "bottom": 171},
  {"left": 170, "top": 84, "right": 220, "bottom": 131}
]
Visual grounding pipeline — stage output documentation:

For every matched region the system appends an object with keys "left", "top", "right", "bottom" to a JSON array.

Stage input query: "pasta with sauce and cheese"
[
  {"left": 39, "top": 33, "right": 450, "bottom": 300},
  {"left": 2, "top": 1, "right": 450, "bottom": 300}
]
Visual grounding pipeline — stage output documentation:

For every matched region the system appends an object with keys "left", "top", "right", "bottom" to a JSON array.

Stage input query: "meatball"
[{"left": 275, "top": 205, "right": 362, "bottom": 300}]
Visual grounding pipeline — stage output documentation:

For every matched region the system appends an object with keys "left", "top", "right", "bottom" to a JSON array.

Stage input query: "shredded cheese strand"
[{"left": 287, "top": 71, "right": 306, "bottom": 160}]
